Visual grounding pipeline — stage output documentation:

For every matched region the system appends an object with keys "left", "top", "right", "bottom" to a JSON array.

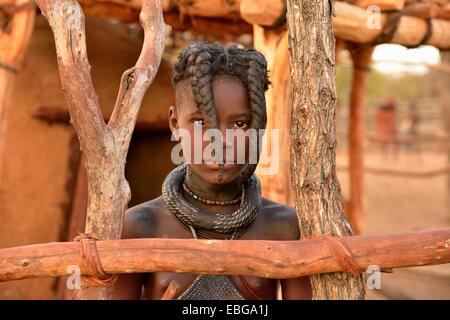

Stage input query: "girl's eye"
[
  {"left": 233, "top": 121, "right": 249, "bottom": 129},
  {"left": 193, "top": 119, "right": 206, "bottom": 128}
]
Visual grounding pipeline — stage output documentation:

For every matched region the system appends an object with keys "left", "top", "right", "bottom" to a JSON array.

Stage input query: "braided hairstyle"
[{"left": 172, "top": 43, "right": 270, "bottom": 183}]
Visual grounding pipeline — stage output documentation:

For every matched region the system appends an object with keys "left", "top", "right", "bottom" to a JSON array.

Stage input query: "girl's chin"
[{"left": 196, "top": 167, "right": 243, "bottom": 184}]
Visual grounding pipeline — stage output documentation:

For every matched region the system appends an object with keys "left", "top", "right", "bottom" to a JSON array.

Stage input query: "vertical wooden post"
[
  {"left": 286, "top": 0, "right": 366, "bottom": 299},
  {"left": 438, "top": 51, "right": 450, "bottom": 222},
  {"left": 347, "top": 44, "right": 374, "bottom": 235},
  {"left": 253, "top": 25, "right": 293, "bottom": 205},
  {"left": 0, "top": 0, "right": 35, "bottom": 184},
  {"left": 34, "top": 0, "right": 169, "bottom": 299}
]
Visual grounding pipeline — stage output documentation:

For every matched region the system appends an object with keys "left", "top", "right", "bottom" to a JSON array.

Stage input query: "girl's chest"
[{"left": 145, "top": 271, "right": 277, "bottom": 300}]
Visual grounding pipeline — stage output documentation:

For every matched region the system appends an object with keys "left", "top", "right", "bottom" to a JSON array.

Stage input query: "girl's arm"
[
  {"left": 111, "top": 207, "right": 147, "bottom": 300},
  {"left": 280, "top": 277, "right": 312, "bottom": 300}
]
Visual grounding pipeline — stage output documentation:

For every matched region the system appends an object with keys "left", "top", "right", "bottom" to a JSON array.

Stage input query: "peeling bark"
[{"left": 287, "top": 0, "right": 366, "bottom": 299}]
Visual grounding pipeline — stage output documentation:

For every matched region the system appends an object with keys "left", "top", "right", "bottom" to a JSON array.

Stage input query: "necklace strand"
[
  {"left": 162, "top": 164, "right": 262, "bottom": 237},
  {"left": 182, "top": 182, "right": 242, "bottom": 206}
]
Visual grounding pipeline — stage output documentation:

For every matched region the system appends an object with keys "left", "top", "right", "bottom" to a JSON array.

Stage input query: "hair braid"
[
  {"left": 239, "top": 50, "right": 269, "bottom": 182},
  {"left": 187, "top": 47, "right": 217, "bottom": 128}
]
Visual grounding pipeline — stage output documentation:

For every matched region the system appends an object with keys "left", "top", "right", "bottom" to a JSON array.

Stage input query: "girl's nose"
[{"left": 218, "top": 123, "right": 228, "bottom": 146}]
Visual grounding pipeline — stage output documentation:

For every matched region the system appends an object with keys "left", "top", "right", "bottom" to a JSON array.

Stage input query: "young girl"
[{"left": 112, "top": 43, "right": 312, "bottom": 300}]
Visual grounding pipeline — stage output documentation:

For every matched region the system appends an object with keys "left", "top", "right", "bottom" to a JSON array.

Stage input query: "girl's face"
[{"left": 170, "top": 77, "right": 252, "bottom": 185}]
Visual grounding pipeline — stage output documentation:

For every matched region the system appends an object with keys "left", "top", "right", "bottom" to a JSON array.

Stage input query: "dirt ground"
[{"left": 336, "top": 147, "right": 450, "bottom": 300}]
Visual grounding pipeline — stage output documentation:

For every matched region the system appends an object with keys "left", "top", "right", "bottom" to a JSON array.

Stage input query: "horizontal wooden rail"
[
  {"left": 337, "top": 131, "right": 450, "bottom": 145},
  {"left": 337, "top": 165, "right": 450, "bottom": 178},
  {"left": 0, "top": 229, "right": 449, "bottom": 282}
]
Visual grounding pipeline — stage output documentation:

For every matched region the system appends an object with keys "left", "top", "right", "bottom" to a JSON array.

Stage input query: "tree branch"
[
  {"left": 35, "top": 0, "right": 107, "bottom": 158},
  {"left": 108, "top": 0, "right": 170, "bottom": 153}
]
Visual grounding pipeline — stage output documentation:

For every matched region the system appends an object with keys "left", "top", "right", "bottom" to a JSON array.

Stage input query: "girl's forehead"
[
  {"left": 175, "top": 76, "right": 248, "bottom": 108},
  {"left": 175, "top": 85, "right": 250, "bottom": 120}
]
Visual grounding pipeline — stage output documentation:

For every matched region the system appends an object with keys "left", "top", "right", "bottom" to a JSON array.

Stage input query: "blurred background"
[
  {"left": 336, "top": 45, "right": 450, "bottom": 299},
  {"left": 0, "top": 0, "right": 448, "bottom": 299}
]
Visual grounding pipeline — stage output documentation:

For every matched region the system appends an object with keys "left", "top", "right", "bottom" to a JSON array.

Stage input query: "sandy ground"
[{"left": 336, "top": 147, "right": 450, "bottom": 300}]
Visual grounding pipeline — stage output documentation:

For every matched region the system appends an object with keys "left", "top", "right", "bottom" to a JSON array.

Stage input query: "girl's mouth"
[{"left": 203, "top": 161, "right": 238, "bottom": 170}]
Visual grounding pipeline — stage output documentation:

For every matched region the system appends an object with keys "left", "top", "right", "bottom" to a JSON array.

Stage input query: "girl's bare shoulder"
[
  {"left": 121, "top": 196, "right": 168, "bottom": 239},
  {"left": 257, "top": 197, "right": 300, "bottom": 240},
  {"left": 121, "top": 196, "right": 301, "bottom": 241}
]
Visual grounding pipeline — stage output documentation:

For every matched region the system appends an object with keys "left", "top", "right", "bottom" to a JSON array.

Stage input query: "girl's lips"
[{"left": 203, "top": 162, "right": 238, "bottom": 170}]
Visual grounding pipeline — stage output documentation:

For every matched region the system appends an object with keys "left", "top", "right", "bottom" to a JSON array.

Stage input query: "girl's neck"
[{"left": 184, "top": 166, "right": 242, "bottom": 202}]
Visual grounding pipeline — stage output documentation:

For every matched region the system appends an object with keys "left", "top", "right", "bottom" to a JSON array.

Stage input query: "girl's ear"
[{"left": 169, "top": 105, "right": 178, "bottom": 135}]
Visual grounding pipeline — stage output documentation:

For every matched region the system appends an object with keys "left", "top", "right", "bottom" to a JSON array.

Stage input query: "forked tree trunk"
[
  {"left": 34, "top": 0, "right": 169, "bottom": 299},
  {"left": 286, "top": 0, "right": 366, "bottom": 299}
]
